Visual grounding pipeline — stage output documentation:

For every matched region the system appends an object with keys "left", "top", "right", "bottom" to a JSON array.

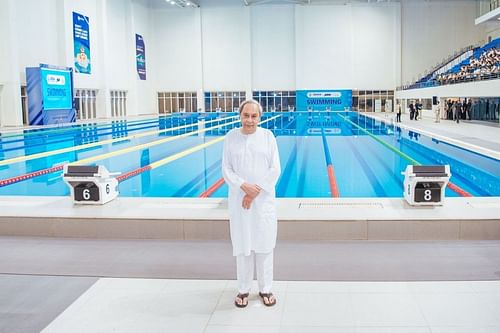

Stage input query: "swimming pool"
[{"left": 0, "top": 112, "right": 499, "bottom": 198}]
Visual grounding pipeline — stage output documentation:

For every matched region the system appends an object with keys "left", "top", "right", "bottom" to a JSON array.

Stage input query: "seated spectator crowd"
[{"left": 436, "top": 47, "right": 500, "bottom": 84}]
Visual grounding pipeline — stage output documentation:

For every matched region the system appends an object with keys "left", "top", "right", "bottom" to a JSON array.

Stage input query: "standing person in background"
[
  {"left": 409, "top": 102, "right": 415, "bottom": 120},
  {"left": 454, "top": 100, "right": 461, "bottom": 123},
  {"left": 447, "top": 99, "right": 453, "bottom": 120},
  {"left": 222, "top": 100, "right": 281, "bottom": 309},
  {"left": 466, "top": 99, "right": 472, "bottom": 120},
  {"left": 396, "top": 103, "right": 402, "bottom": 123},
  {"left": 415, "top": 101, "right": 420, "bottom": 121},
  {"left": 434, "top": 101, "right": 441, "bottom": 123}
]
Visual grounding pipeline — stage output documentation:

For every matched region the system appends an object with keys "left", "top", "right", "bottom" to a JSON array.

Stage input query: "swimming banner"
[
  {"left": 73, "top": 12, "right": 91, "bottom": 74},
  {"left": 26, "top": 64, "right": 75, "bottom": 125},
  {"left": 136, "top": 34, "right": 146, "bottom": 80},
  {"left": 296, "top": 90, "right": 352, "bottom": 111},
  {"left": 40, "top": 66, "right": 73, "bottom": 110}
]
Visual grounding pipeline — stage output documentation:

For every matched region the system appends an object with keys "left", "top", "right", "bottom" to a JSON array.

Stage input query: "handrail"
[{"left": 397, "top": 72, "right": 500, "bottom": 91}]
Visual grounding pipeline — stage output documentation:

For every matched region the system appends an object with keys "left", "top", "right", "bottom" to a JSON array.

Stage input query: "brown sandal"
[
  {"left": 234, "top": 293, "right": 249, "bottom": 308},
  {"left": 259, "top": 292, "right": 276, "bottom": 307}
]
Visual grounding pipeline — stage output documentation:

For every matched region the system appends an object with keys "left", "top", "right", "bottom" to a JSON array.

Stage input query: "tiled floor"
[{"left": 40, "top": 278, "right": 500, "bottom": 333}]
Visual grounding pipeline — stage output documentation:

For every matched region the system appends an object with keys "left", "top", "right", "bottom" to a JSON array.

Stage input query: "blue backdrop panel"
[
  {"left": 26, "top": 68, "right": 43, "bottom": 126},
  {"left": 26, "top": 64, "right": 75, "bottom": 126},
  {"left": 296, "top": 90, "right": 352, "bottom": 111}
]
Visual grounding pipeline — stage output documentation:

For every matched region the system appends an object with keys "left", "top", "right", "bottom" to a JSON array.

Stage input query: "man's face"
[{"left": 240, "top": 103, "right": 260, "bottom": 134}]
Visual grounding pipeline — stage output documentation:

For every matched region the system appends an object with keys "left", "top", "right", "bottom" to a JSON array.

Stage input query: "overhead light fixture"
[{"left": 165, "top": 0, "right": 199, "bottom": 7}]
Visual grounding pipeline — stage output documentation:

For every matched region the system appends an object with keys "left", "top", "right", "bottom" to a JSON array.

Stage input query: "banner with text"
[
  {"left": 136, "top": 34, "right": 146, "bottom": 80},
  {"left": 41, "top": 66, "right": 73, "bottom": 110},
  {"left": 73, "top": 12, "right": 91, "bottom": 74},
  {"left": 296, "top": 90, "right": 352, "bottom": 111}
]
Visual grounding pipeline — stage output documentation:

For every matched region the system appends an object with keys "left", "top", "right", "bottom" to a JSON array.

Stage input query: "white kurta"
[{"left": 222, "top": 127, "right": 281, "bottom": 256}]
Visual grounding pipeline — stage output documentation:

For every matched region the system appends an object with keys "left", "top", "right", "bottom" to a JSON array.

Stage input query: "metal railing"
[{"left": 397, "top": 72, "right": 500, "bottom": 91}]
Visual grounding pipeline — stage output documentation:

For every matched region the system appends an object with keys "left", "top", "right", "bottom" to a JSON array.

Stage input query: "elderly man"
[{"left": 222, "top": 100, "right": 281, "bottom": 308}]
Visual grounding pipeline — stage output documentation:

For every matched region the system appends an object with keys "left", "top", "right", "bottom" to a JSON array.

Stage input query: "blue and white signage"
[
  {"left": 296, "top": 90, "right": 352, "bottom": 111},
  {"left": 26, "top": 64, "right": 75, "bottom": 125},
  {"left": 73, "top": 12, "right": 91, "bottom": 74},
  {"left": 136, "top": 34, "right": 146, "bottom": 80},
  {"left": 41, "top": 67, "right": 72, "bottom": 110}
]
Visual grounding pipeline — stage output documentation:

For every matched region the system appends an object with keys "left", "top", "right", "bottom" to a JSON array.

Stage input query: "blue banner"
[
  {"left": 41, "top": 67, "right": 73, "bottom": 110},
  {"left": 73, "top": 12, "right": 91, "bottom": 74},
  {"left": 296, "top": 90, "right": 352, "bottom": 111},
  {"left": 136, "top": 34, "right": 146, "bottom": 80},
  {"left": 27, "top": 64, "right": 75, "bottom": 125}
]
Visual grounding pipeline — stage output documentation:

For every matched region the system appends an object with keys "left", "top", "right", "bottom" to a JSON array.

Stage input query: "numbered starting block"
[
  {"left": 63, "top": 165, "right": 119, "bottom": 205},
  {"left": 403, "top": 165, "right": 451, "bottom": 206}
]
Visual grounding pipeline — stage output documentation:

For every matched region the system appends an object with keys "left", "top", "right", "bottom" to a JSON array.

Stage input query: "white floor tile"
[
  {"left": 351, "top": 293, "right": 427, "bottom": 327},
  {"left": 355, "top": 328, "right": 431, "bottom": 333},
  {"left": 415, "top": 293, "right": 500, "bottom": 326},
  {"left": 205, "top": 325, "right": 281, "bottom": 333},
  {"left": 407, "top": 281, "right": 475, "bottom": 294},
  {"left": 430, "top": 327, "right": 500, "bottom": 333},
  {"left": 280, "top": 327, "right": 356, "bottom": 333},
  {"left": 469, "top": 281, "right": 500, "bottom": 293},
  {"left": 281, "top": 292, "right": 355, "bottom": 326},
  {"left": 41, "top": 278, "right": 500, "bottom": 333}
]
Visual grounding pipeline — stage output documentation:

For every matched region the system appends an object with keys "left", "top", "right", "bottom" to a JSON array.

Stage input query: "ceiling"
[{"left": 149, "top": 0, "right": 477, "bottom": 9}]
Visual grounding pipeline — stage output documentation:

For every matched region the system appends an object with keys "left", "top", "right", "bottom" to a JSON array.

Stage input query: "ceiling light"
[{"left": 165, "top": 0, "right": 199, "bottom": 7}]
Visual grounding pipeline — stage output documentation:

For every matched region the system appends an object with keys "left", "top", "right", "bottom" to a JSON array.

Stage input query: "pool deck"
[{"left": 0, "top": 112, "right": 499, "bottom": 240}]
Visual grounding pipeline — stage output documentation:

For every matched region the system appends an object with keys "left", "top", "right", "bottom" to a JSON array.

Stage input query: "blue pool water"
[{"left": 0, "top": 112, "right": 499, "bottom": 198}]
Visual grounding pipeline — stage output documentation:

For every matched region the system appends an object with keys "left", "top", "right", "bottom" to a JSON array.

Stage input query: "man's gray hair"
[{"left": 239, "top": 99, "right": 263, "bottom": 115}]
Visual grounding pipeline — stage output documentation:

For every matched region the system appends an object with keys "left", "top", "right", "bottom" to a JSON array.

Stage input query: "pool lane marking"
[
  {"left": 0, "top": 115, "right": 281, "bottom": 188},
  {"left": 0, "top": 119, "right": 240, "bottom": 188},
  {"left": 0, "top": 121, "right": 163, "bottom": 154},
  {"left": 199, "top": 178, "right": 225, "bottom": 198},
  {"left": 197, "top": 116, "right": 284, "bottom": 198},
  {"left": 338, "top": 114, "right": 472, "bottom": 197},
  {"left": 0, "top": 114, "right": 175, "bottom": 140},
  {"left": 0, "top": 115, "right": 239, "bottom": 166},
  {"left": 320, "top": 127, "right": 340, "bottom": 198}
]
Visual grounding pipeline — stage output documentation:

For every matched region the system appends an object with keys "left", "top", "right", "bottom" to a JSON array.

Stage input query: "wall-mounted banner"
[
  {"left": 73, "top": 12, "right": 91, "bottom": 74},
  {"left": 136, "top": 34, "right": 146, "bottom": 80},
  {"left": 296, "top": 90, "right": 352, "bottom": 111}
]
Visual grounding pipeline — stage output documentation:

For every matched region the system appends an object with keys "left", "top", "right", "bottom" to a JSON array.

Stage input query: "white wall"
[
  {"left": 150, "top": 8, "right": 202, "bottom": 91},
  {"left": 295, "top": 3, "right": 400, "bottom": 90},
  {"left": 401, "top": 0, "right": 485, "bottom": 84},
  {"left": 250, "top": 5, "right": 296, "bottom": 91},
  {"left": 200, "top": 5, "right": 251, "bottom": 91},
  {"left": 351, "top": 4, "right": 400, "bottom": 90},
  {"left": 295, "top": 5, "right": 353, "bottom": 89}
]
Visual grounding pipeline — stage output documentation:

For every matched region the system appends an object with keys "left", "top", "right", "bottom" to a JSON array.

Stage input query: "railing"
[
  {"left": 397, "top": 72, "right": 500, "bottom": 91},
  {"left": 417, "top": 45, "right": 476, "bottom": 82},
  {"left": 479, "top": 0, "right": 500, "bottom": 16}
]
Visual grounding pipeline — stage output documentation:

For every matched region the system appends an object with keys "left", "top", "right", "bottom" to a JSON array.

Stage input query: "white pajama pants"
[{"left": 236, "top": 251, "right": 273, "bottom": 294}]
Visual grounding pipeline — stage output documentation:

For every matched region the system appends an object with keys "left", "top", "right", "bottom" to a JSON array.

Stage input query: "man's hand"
[
  {"left": 242, "top": 195, "right": 254, "bottom": 209},
  {"left": 240, "top": 182, "right": 261, "bottom": 198}
]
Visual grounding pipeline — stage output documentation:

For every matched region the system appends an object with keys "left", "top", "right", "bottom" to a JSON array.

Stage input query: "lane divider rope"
[
  {"left": 339, "top": 113, "right": 472, "bottom": 197},
  {"left": 0, "top": 115, "right": 238, "bottom": 166},
  {"left": 0, "top": 118, "right": 240, "bottom": 187}
]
